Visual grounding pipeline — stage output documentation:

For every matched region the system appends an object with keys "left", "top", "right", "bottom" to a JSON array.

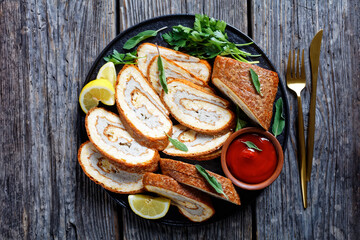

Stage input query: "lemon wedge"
[
  {"left": 79, "top": 79, "right": 115, "bottom": 113},
  {"left": 128, "top": 194, "right": 171, "bottom": 219},
  {"left": 96, "top": 62, "right": 117, "bottom": 86}
]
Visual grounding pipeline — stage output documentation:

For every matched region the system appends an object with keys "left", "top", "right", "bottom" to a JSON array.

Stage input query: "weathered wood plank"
[
  {"left": 0, "top": 0, "right": 119, "bottom": 239},
  {"left": 251, "top": 0, "right": 360, "bottom": 239},
  {"left": 119, "top": 0, "right": 248, "bottom": 33},
  {"left": 117, "top": 1, "right": 252, "bottom": 239},
  {"left": 1, "top": 0, "right": 358, "bottom": 239}
]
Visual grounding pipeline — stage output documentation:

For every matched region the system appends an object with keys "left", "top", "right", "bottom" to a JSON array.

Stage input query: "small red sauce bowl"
[{"left": 221, "top": 127, "right": 284, "bottom": 190}]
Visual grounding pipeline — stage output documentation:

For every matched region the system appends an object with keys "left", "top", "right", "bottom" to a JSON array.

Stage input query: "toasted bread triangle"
[
  {"left": 212, "top": 56, "right": 279, "bottom": 130},
  {"left": 160, "top": 159, "right": 241, "bottom": 205}
]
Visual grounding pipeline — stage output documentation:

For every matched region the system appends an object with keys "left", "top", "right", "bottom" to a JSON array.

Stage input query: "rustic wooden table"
[{"left": 1, "top": 0, "right": 359, "bottom": 239}]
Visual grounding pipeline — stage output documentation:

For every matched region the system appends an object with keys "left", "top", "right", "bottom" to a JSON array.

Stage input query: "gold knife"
[{"left": 307, "top": 30, "right": 323, "bottom": 181}]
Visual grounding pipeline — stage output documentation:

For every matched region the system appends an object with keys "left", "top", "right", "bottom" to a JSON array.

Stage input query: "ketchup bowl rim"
[{"left": 221, "top": 127, "right": 284, "bottom": 190}]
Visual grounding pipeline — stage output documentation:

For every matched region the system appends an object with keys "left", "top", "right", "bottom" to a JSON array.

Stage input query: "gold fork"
[{"left": 286, "top": 49, "right": 307, "bottom": 209}]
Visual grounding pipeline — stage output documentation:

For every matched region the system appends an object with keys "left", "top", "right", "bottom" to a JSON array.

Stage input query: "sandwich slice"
[
  {"left": 116, "top": 65, "right": 172, "bottom": 150},
  {"left": 160, "top": 159, "right": 240, "bottom": 205},
  {"left": 212, "top": 56, "right": 279, "bottom": 130},
  {"left": 137, "top": 43, "right": 211, "bottom": 82},
  {"left": 161, "top": 79, "right": 235, "bottom": 135},
  {"left": 162, "top": 124, "right": 232, "bottom": 158},
  {"left": 143, "top": 173, "right": 215, "bottom": 222},
  {"left": 85, "top": 107, "right": 159, "bottom": 173},
  {"left": 78, "top": 141, "right": 144, "bottom": 194}
]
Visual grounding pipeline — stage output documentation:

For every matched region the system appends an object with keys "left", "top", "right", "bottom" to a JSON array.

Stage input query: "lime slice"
[
  {"left": 79, "top": 79, "right": 115, "bottom": 113},
  {"left": 128, "top": 194, "right": 171, "bottom": 219},
  {"left": 96, "top": 62, "right": 117, "bottom": 86}
]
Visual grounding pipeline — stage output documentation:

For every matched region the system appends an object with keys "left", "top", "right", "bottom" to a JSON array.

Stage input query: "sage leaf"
[
  {"left": 235, "top": 106, "right": 247, "bottom": 131},
  {"left": 249, "top": 68, "right": 263, "bottom": 96},
  {"left": 165, "top": 132, "right": 188, "bottom": 152},
  {"left": 195, "top": 165, "right": 229, "bottom": 199},
  {"left": 156, "top": 44, "right": 168, "bottom": 94},
  {"left": 242, "top": 141, "right": 262, "bottom": 151},
  {"left": 123, "top": 26, "right": 167, "bottom": 50},
  {"left": 272, "top": 97, "right": 285, "bottom": 137}
]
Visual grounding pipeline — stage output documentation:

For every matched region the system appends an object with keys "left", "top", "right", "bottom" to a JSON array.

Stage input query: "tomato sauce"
[{"left": 226, "top": 133, "right": 277, "bottom": 184}]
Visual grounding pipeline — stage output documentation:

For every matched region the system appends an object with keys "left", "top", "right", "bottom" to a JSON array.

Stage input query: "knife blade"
[{"left": 307, "top": 30, "right": 323, "bottom": 181}]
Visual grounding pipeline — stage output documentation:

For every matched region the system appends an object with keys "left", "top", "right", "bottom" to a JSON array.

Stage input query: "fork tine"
[
  {"left": 297, "top": 49, "right": 300, "bottom": 78},
  {"left": 301, "top": 49, "right": 305, "bottom": 79},
  {"left": 292, "top": 50, "right": 295, "bottom": 78},
  {"left": 286, "top": 50, "right": 291, "bottom": 81}
]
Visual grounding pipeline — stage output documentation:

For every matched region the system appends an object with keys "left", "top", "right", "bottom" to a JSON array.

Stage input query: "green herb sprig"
[
  {"left": 162, "top": 14, "right": 260, "bottom": 63},
  {"left": 195, "top": 165, "right": 229, "bottom": 199},
  {"left": 123, "top": 26, "right": 167, "bottom": 50},
  {"left": 271, "top": 97, "right": 285, "bottom": 137},
  {"left": 242, "top": 141, "right": 262, "bottom": 151},
  {"left": 103, "top": 50, "right": 139, "bottom": 65},
  {"left": 165, "top": 132, "right": 188, "bottom": 152},
  {"left": 249, "top": 68, "right": 263, "bottom": 96},
  {"left": 155, "top": 44, "right": 168, "bottom": 94}
]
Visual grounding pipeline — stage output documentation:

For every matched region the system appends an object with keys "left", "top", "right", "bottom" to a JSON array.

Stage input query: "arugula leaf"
[
  {"left": 103, "top": 50, "right": 139, "bottom": 65},
  {"left": 165, "top": 132, "right": 188, "bottom": 152},
  {"left": 162, "top": 14, "right": 260, "bottom": 63},
  {"left": 235, "top": 106, "right": 247, "bottom": 131},
  {"left": 272, "top": 98, "right": 285, "bottom": 137},
  {"left": 194, "top": 15, "right": 202, "bottom": 32},
  {"left": 123, "top": 26, "right": 167, "bottom": 50},
  {"left": 195, "top": 165, "right": 229, "bottom": 199},
  {"left": 155, "top": 44, "right": 168, "bottom": 94},
  {"left": 249, "top": 68, "right": 263, "bottom": 96},
  {"left": 242, "top": 141, "right": 262, "bottom": 151}
]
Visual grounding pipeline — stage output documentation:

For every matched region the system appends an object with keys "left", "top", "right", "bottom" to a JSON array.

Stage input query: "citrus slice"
[
  {"left": 79, "top": 79, "right": 115, "bottom": 113},
  {"left": 128, "top": 194, "right": 171, "bottom": 219},
  {"left": 96, "top": 62, "right": 117, "bottom": 86}
]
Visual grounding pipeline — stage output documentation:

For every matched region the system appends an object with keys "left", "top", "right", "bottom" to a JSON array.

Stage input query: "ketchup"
[{"left": 226, "top": 133, "right": 277, "bottom": 184}]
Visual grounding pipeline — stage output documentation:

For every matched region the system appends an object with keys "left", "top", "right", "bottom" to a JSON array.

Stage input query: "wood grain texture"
[
  {"left": 251, "top": 0, "right": 360, "bottom": 239},
  {"left": 119, "top": 0, "right": 248, "bottom": 33},
  {"left": 0, "top": 0, "right": 119, "bottom": 239}
]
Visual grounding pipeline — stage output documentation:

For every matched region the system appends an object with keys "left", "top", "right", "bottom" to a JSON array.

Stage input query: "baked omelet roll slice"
[
  {"left": 137, "top": 43, "right": 211, "bottom": 82},
  {"left": 78, "top": 141, "right": 144, "bottom": 194},
  {"left": 161, "top": 79, "right": 235, "bottom": 135},
  {"left": 143, "top": 173, "right": 215, "bottom": 222},
  {"left": 85, "top": 107, "right": 159, "bottom": 173},
  {"left": 147, "top": 55, "right": 212, "bottom": 95},
  {"left": 115, "top": 65, "right": 172, "bottom": 150},
  {"left": 162, "top": 124, "right": 232, "bottom": 158}
]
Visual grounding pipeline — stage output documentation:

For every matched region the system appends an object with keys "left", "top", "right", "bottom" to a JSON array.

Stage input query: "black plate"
[{"left": 80, "top": 14, "right": 290, "bottom": 226}]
